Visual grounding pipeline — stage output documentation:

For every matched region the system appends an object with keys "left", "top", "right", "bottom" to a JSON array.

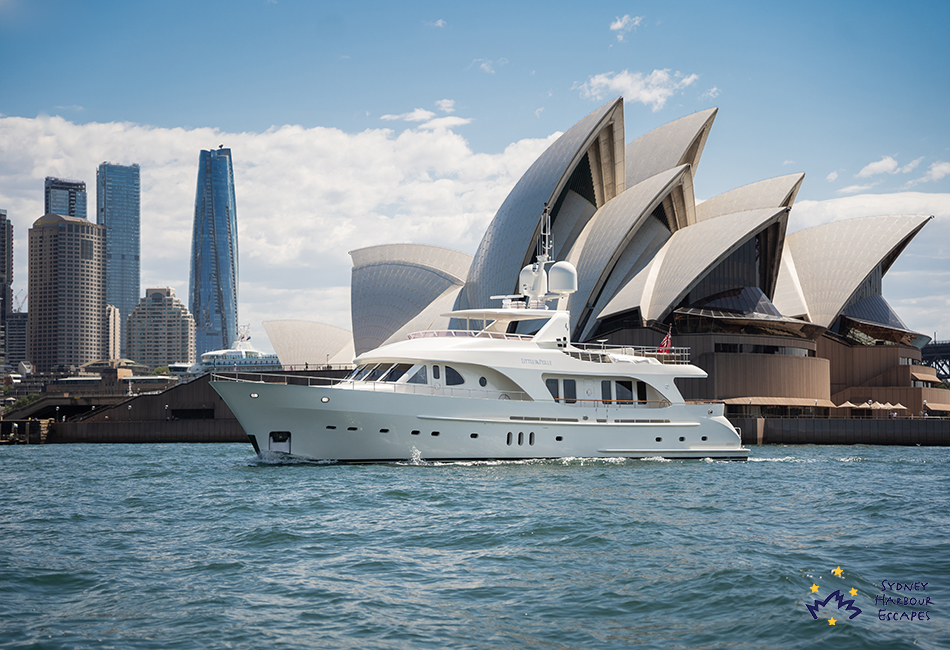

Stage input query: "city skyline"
[{"left": 1, "top": 1, "right": 948, "bottom": 355}]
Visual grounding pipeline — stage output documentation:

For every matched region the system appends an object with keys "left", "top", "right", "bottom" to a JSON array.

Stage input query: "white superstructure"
[{"left": 212, "top": 211, "right": 748, "bottom": 461}]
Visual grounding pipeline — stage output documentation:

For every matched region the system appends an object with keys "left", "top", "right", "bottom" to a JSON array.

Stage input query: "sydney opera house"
[{"left": 266, "top": 98, "right": 946, "bottom": 418}]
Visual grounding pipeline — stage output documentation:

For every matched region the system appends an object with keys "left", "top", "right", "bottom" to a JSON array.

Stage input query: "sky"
[{"left": 1, "top": 0, "right": 949, "bottom": 353}]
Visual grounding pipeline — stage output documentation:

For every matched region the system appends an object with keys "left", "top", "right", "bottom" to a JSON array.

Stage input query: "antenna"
[{"left": 536, "top": 203, "right": 552, "bottom": 265}]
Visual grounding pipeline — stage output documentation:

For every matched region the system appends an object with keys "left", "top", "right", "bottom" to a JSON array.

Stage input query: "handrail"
[{"left": 407, "top": 330, "right": 534, "bottom": 342}]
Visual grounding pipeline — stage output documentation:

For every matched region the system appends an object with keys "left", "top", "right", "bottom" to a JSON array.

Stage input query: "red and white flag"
[{"left": 657, "top": 326, "right": 672, "bottom": 353}]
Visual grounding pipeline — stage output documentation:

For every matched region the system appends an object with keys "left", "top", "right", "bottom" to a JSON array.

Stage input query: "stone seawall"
[{"left": 730, "top": 417, "right": 950, "bottom": 446}]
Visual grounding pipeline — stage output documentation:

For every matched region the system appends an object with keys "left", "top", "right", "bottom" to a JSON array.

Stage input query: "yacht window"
[
  {"left": 355, "top": 364, "right": 378, "bottom": 381},
  {"left": 601, "top": 380, "right": 612, "bottom": 405},
  {"left": 366, "top": 363, "right": 393, "bottom": 381},
  {"left": 479, "top": 377, "right": 487, "bottom": 387},
  {"left": 344, "top": 366, "right": 362, "bottom": 381},
  {"left": 563, "top": 379, "right": 577, "bottom": 404},
  {"left": 637, "top": 381, "right": 648, "bottom": 403},
  {"left": 381, "top": 363, "right": 413, "bottom": 382},
  {"left": 616, "top": 380, "right": 633, "bottom": 403},
  {"left": 433, "top": 365, "right": 441, "bottom": 380},
  {"left": 545, "top": 378, "right": 559, "bottom": 400},
  {"left": 407, "top": 365, "right": 428, "bottom": 385},
  {"left": 445, "top": 366, "right": 464, "bottom": 386}
]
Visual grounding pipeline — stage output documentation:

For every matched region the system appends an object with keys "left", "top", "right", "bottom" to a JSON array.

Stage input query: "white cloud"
[
  {"left": 826, "top": 170, "right": 838, "bottom": 182},
  {"left": 905, "top": 160, "right": 950, "bottom": 187},
  {"left": 783, "top": 160, "right": 794, "bottom": 166},
  {"left": 609, "top": 14, "right": 643, "bottom": 41},
  {"left": 426, "top": 19, "right": 446, "bottom": 27},
  {"left": 701, "top": 87, "right": 720, "bottom": 100},
  {"left": 417, "top": 116, "right": 472, "bottom": 130},
  {"left": 856, "top": 155, "right": 899, "bottom": 178},
  {"left": 577, "top": 69, "right": 698, "bottom": 112},
  {"left": 0, "top": 115, "right": 558, "bottom": 351},
  {"left": 901, "top": 156, "right": 924, "bottom": 173},
  {"left": 837, "top": 183, "right": 878, "bottom": 195},
  {"left": 856, "top": 154, "right": 924, "bottom": 179},
  {"left": 380, "top": 108, "right": 436, "bottom": 122},
  {"left": 472, "top": 58, "right": 508, "bottom": 74},
  {"left": 535, "top": 107, "right": 544, "bottom": 118},
  {"left": 435, "top": 99, "right": 455, "bottom": 114}
]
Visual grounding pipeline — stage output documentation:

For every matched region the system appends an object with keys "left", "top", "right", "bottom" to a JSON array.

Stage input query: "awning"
[
  {"left": 836, "top": 401, "right": 859, "bottom": 409},
  {"left": 912, "top": 370, "right": 939, "bottom": 381},
  {"left": 723, "top": 397, "right": 836, "bottom": 408},
  {"left": 924, "top": 403, "right": 950, "bottom": 412}
]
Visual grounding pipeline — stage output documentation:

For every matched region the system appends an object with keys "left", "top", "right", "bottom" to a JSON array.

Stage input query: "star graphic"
[
  {"left": 829, "top": 617, "right": 837, "bottom": 625},
  {"left": 849, "top": 587, "right": 858, "bottom": 597},
  {"left": 811, "top": 583, "right": 820, "bottom": 593},
  {"left": 833, "top": 566, "right": 843, "bottom": 577}
]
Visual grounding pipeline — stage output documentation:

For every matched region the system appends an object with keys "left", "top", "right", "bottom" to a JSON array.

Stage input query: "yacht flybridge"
[{"left": 211, "top": 208, "right": 748, "bottom": 461}]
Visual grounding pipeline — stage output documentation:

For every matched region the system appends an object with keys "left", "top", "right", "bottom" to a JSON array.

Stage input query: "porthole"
[
  {"left": 470, "top": 433, "right": 478, "bottom": 439},
  {"left": 555, "top": 436, "right": 563, "bottom": 441},
  {"left": 506, "top": 432, "right": 512, "bottom": 446},
  {"left": 431, "top": 431, "right": 440, "bottom": 437},
  {"left": 411, "top": 430, "right": 420, "bottom": 436},
  {"left": 655, "top": 437, "right": 662, "bottom": 442},
  {"left": 326, "top": 425, "right": 336, "bottom": 430},
  {"left": 379, "top": 428, "right": 390, "bottom": 433},
  {"left": 322, "top": 396, "right": 330, "bottom": 403},
  {"left": 518, "top": 431, "right": 524, "bottom": 445},
  {"left": 529, "top": 431, "right": 535, "bottom": 445},
  {"left": 479, "top": 377, "right": 487, "bottom": 387},
  {"left": 249, "top": 393, "right": 259, "bottom": 399},
  {"left": 347, "top": 426, "right": 358, "bottom": 431},
  {"left": 679, "top": 437, "right": 685, "bottom": 442},
  {"left": 701, "top": 436, "right": 708, "bottom": 441},
  {"left": 708, "top": 409, "right": 713, "bottom": 415}
]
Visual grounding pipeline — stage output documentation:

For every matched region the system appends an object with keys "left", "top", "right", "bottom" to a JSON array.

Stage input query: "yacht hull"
[{"left": 212, "top": 380, "right": 749, "bottom": 461}]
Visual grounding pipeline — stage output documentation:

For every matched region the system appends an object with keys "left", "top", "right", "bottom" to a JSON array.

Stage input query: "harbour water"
[{"left": 1, "top": 443, "right": 948, "bottom": 649}]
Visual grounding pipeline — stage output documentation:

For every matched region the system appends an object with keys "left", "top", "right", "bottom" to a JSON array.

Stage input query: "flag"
[{"left": 657, "top": 326, "right": 672, "bottom": 353}]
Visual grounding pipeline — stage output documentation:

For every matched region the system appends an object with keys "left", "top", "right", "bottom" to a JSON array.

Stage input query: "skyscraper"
[
  {"left": 44, "top": 177, "right": 87, "bottom": 219},
  {"left": 28, "top": 213, "right": 107, "bottom": 372},
  {"left": 189, "top": 147, "right": 239, "bottom": 356},
  {"left": 97, "top": 162, "right": 141, "bottom": 355},
  {"left": 0, "top": 209, "right": 11, "bottom": 366},
  {"left": 126, "top": 287, "right": 196, "bottom": 370}
]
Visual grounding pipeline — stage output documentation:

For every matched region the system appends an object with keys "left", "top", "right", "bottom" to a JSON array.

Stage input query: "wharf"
[{"left": 730, "top": 417, "right": 950, "bottom": 446}]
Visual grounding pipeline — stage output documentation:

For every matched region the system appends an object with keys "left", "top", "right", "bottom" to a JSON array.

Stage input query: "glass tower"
[
  {"left": 97, "top": 162, "right": 141, "bottom": 357},
  {"left": 45, "top": 177, "right": 87, "bottom": 219},
  {"left": 189, "top": 147, "right": 239, "bottom": 356}
]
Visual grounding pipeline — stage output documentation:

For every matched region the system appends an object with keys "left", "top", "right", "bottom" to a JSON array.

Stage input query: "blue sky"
[{"left": 2, "top": 0, "right": 949, "bottom": 351}]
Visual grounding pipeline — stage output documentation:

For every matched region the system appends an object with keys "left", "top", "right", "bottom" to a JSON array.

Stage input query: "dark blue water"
[{"left": 1, "top": 443, "right": 947, "bottom": 649}]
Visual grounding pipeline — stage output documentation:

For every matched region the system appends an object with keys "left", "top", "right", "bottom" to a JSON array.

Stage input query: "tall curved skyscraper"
[{"left": 189, "top": 146, "right": 239, "bottom": 356}]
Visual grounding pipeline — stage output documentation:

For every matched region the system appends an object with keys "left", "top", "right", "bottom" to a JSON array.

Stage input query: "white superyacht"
[{"left": 212, "top": 221, "right": 748, "bottom": 462}]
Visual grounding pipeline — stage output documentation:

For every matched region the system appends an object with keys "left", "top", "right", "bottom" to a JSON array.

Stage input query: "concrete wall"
[{"left": 730, "top": 417, "right": 950, "bottom": 446}]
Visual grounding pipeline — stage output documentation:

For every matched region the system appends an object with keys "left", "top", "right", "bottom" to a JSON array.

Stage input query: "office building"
[
  {"left": 126, "top": 287, "right": 196, "bottom": 370},
  {"left": 44, "top": 177, "right": 87, "bottom": 219},
  {"left": 97, "top": 162, "right": 141, "bottom": 354},
  {"left": 189, "top": 146, "right": 239, "bottom": 356},
  {"left": 28, "top": 213, "right": 107, "bottom": 372},
  {"left": 0, "top": 209, "right": 11, "bottom": 365}
]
